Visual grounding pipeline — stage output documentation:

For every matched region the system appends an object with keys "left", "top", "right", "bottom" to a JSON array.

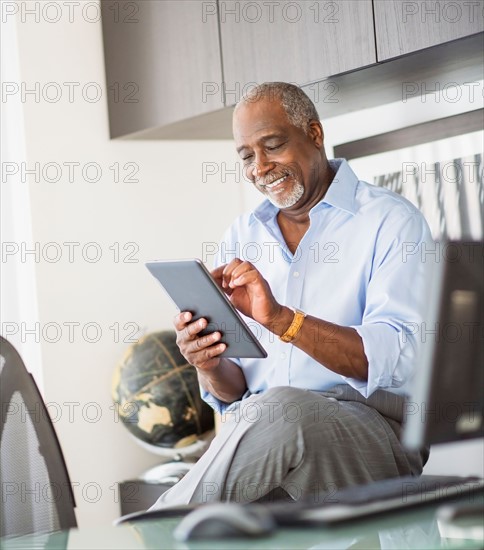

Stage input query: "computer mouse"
[{"left": 173, "top": 502, "right": 276, "bottom": 541}]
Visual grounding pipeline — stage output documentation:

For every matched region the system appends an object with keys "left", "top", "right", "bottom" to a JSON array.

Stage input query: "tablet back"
[{"left": 146, "top": 259, "right": 267, "bottom": 359}]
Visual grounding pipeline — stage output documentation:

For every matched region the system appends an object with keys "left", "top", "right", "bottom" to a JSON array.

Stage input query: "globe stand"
[
  {"left": 118, "top": 431, "right": 215, "bottom": 515},
  {"left": 140, "top": 459, "right": 195, "bottom": 485},
  {"left": 131, "top": 428, "right": 214, "bottom": 459}
]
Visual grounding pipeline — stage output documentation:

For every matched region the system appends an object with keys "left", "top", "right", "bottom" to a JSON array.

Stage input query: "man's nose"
[{"left": 250, "top": 154, "right": 273, "bottom": 181}]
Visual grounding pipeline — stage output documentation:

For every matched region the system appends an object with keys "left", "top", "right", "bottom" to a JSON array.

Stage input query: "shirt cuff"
[
  {"left": 200, "top": 387, "right": 252, "bottom": 416},
  {"left": 344, "top": 323, "right": 403, "bottom": 398}
]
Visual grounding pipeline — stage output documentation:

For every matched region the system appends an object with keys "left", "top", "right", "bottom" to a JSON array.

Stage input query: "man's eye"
[
  {"left": 267, "top": 143, "right": 283, "bottom": 151},
  {"left": 242, "top": 155, "right": 253, "bottom": 162}
]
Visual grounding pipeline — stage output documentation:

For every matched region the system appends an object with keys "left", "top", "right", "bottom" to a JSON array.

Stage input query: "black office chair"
[{"left": 0, "top": 336, "right": 77, "bottom": 538}]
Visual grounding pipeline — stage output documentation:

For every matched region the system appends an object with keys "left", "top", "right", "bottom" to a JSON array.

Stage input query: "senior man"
[{"left": 152, "top": 82, "right": 432, "bottom": 508}]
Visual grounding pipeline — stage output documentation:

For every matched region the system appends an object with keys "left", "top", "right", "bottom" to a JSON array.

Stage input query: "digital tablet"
[{"left": 145, "top": 259, "right": 267, "bottom": 359}]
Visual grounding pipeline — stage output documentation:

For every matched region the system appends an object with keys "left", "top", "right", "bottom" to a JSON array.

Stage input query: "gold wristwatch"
[{"left": 279, "top": 308, "right": 307, "bottom": 343}]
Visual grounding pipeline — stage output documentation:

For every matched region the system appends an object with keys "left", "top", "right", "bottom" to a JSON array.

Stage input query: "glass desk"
[{"left": 2, "top": 496, "right": 483, "bottom": 550}]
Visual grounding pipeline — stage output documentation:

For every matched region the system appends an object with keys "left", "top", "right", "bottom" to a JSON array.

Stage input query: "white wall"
[{"left": 12, "top": 4, "right": 244, "bottom": 527}]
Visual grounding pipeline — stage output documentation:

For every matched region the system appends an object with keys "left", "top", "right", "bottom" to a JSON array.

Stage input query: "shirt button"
[
  {"left": 280, "top": 352, "right": 286, "bottom": 360},
  {"left": 293, "top": 271, "right": 300, "bottom": 278}
]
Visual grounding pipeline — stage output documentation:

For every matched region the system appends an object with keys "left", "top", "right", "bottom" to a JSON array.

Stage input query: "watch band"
[{"left": 279, "top": 308, "right": 307, "bottom": 343}]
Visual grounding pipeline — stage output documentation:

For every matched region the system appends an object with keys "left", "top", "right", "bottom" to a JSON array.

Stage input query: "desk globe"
[{"left": 112, "top": 331, "right": 215, "bottom": 484}]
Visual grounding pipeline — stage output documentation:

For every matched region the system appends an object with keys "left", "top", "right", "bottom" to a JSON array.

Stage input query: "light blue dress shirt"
[{"left": 203, "top": 159, "right": 434, "bottom": 414}]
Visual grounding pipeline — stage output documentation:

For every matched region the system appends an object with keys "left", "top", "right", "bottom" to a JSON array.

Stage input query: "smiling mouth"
[{"left": 262, "top": 174, "right": 288, "bottom": 191}]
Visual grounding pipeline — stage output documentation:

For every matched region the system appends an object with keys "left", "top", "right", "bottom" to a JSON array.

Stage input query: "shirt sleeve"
[
  {"left": 345, "top": 211, "right": 435, "bottom": 398},
  {"left": 201, "top": 387, "right": 252, "bottom": 415}
]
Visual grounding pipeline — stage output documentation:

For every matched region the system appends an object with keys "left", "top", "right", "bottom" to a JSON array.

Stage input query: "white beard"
[{"left": 265, "top": 181, "right": 304, "bottom": 209}]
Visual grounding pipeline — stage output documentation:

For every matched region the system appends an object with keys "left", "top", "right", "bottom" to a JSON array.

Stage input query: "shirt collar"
[
  {"left": 249, "top": 158, "right": 359, "bottom": 225},
  {"left": 320, "top": 158, "right": 358, "bottom": 215}
]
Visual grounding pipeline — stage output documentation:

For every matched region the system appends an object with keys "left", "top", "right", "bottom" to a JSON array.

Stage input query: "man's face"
[{"left": 233, "top": 97, "right": 322, "bottom": 210}]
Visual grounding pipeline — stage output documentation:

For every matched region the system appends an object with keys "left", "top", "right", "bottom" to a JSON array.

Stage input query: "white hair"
[{"left": 234, "top": 82, "right": 320, "bottom": 134}]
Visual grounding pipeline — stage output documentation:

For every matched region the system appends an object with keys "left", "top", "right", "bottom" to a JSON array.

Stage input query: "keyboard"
[
  {"left": 265, "top": 475, "right": 484, "bottom": 525},
  {"left": 116, "top": 475, "right": 484, "bottom": 526}
]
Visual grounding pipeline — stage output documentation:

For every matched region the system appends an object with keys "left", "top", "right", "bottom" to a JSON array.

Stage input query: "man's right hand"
[
  {"left": 173, "top": 311, "right": 248, "bottom": 404},
  {"left": 173, "top": 311, "right": 226, "bottom": 371}
]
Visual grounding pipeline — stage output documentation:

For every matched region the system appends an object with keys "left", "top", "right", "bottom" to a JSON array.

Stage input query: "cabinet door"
[
  {"left": 101, "top": 1, "right": 223, "bottom": 138},
  {"left": 374, "top": 0, "right": 484, "bottom": 61},
  {"left": 219, "top": 0, "right": 376, "bottom": 104}
]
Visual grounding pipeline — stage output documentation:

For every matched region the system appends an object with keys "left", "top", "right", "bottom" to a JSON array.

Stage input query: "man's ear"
[{"left": 308, "top": 120, "right": 324, "bottom": 149}]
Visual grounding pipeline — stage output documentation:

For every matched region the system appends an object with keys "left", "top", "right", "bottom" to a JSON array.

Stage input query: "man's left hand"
[{"left": 211, "top": 259, "right": 285, "bottom": 330}]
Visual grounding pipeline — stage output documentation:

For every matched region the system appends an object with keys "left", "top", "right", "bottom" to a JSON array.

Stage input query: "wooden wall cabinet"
[
  {"left": 101, "top": 1, "right": 483, "bottom": 139},
  {"left": 373, "top": 0, "right": 484, "bottom": 60},
  {"left": 101, "top": 0, "right": 224, "bottom": 139},
  {"left": 219, "top": 0, "right": 377, "bottom": 103}
]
